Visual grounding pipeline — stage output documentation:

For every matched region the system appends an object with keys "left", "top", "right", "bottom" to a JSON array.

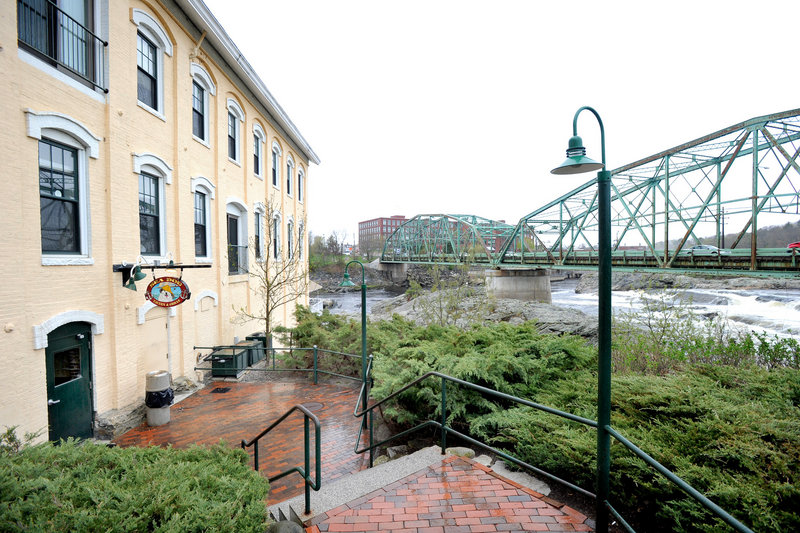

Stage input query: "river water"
[{"left": 312, "top": 280, "right": 800, "bottom": 338}]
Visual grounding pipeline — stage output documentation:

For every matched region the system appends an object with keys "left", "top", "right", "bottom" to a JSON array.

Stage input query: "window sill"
[
  {"left": 228, "top": 157, "right": 241, "bottom": 167},
  {"left": 138, "top": 101, "right": 166, "bottom": 122},
  {"left": 228, "top": 273, "right": 249, "bottom": 283},
  {"left": 254, "top": 173, "right": 264, "bottom": 181},
  {"left": 195, "top": 257, "right": 213, "bottom": 264},
  {"left": 192, "top": 135, "right": 210, "bottom": 148},
  {"left": 42, "top": 256, "right": 94, "bottom": 266}
]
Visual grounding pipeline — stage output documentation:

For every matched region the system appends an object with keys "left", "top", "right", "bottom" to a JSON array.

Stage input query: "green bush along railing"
[{"left": 353, "top": 369, "right": 754, "bottom": 533}]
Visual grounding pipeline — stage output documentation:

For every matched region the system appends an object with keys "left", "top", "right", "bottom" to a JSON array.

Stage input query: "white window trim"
[
  {"left": 254, "top": 202, "right": 266, "bottom": 261},
  {"left": 287, "top": 217, "right": 294, "bottom": 260},
  {"left": 27, "top": 110, "right": 100, "bottom": 265},
  {"left": 133, "top": 152, "right": 171, "bottom": 259},
  {"left": 132, "top": 9, "right": 172, "bottom": 120},
  {"left": 253, "top": 123, "right": 266, "bottom": 179},
  {"left": 191, "top": 176, "right": 215, "bottom": 263},
  {"left": 226, "top": 198, "right": 248, "bottom": 275},
  {"left": 271, "top": 142, "right": 282, "bottom": 190},
  {"left": 190, "top": 63, "right": 215, "bottom": 146},
  {"left": 193, "top": 290, "right": 219, "bottom": 311},
  {"left": 286, "top": 155, "right": 295, "bottom": 197},
  {"left": 297, "top": 168, "right": 305, "bottom": 204},
  {"left": 226, "top": 98, "right": 245, "bottom": 165},
  {"left": 298, "top": 222, "right": 305, "bottom": 260},
  {"left": 272, "top": 211, "right": 282, "bottom": 261}
]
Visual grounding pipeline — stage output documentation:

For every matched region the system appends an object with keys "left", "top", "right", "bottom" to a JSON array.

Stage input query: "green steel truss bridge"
[{"left": 382, "top": 109, "right": 800, "bottom": 278}]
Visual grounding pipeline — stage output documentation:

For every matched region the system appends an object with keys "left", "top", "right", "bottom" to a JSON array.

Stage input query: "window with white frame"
[
  {"left": 137, "top": 33, "right": 158, "bottom": 110},
  {"left": 26, "top": 110, "right": 100, "bottom": 265},
  {"left": 286, "top": 156, "right": 294, "bottom": 196},
  {"left": 253, "top": 204, "right": 265, "bottom": 260},
  {"left": 287, "top": 219, "right": 294, "bottom": 259},
  {"left": 226, "top": 200, "right": 248, "bottom": 274},
  {"left": 191, "top": 82, "right": 205, "bottom": 139},
  {"left": 133, "top": 153, "right": 172, "bottom": 258},
  {"left": 272, "top": 213, "right": 281, "bottom": 260},
  {"left": 132, "top": 9, "right": 172, "bottom": 118},
  {"left": 297, "top": 168, "right": 304, "bottom": 203},
  {"left": 190, "top": 63, "right": 215, "bottom": 144},
  {"left": 191, "top": 176, "right": 215, "bottom": 262},
  {"left": 226, "top": 98, "right": 245, "bottom": 163},
  {"left": 298, "top": 223, "right": 305, "bottom": 260},
  {"left": 194, "top": 191, "right": 207, "bottom": 257},
  {"left": 253, "top": 124, "right": 265, "bottom": 178},
  {"left": 39, "top": 139, "right": 80, "bottom": 254},
  {"left": 271, "top": 142, "right": 281, "bottom": 189},
  {"left": 139, "top": 172, "right": 161, "bottom": 255}
]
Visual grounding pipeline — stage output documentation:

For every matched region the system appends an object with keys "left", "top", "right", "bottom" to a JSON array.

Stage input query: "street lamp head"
[
  {"left": 340, "top": 271, "right": 356, "bottom": 287},
  {"left": 551, "top": 135, "right": 604, "bottom": 175}
]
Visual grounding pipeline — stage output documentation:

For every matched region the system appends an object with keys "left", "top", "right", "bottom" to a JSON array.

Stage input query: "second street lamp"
[
  {"left": 340, "top": 260, "right": 367, "bottom": 411},
  {"left": 551, "top": 106, "right": 612, "bottom": 532}
]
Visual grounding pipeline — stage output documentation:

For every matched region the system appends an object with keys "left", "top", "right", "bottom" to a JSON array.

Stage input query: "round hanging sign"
[{"left": 145, "top": 277, "right": 191, "bottom": 308}]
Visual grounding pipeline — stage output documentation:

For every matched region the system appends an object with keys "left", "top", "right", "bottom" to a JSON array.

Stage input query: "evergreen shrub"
[{"left": 0, "top": 440, "right": 270, "bottom": 532}]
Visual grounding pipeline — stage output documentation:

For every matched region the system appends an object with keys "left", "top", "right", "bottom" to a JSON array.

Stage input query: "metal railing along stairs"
[{"left": 352, "top": 359, "right": 754, "bottom": 533}]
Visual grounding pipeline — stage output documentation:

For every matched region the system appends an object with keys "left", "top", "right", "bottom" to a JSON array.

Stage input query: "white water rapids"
[{"left": 311, "top": 279, "right": 800, "bottom": 339}]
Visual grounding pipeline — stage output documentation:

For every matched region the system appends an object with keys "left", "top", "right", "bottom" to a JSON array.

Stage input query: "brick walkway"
[
  {"left": 305, "top": 456, "right": 593, "bottom": 532},
  {"left": 115, "top": 377, "right": 594, "bottom": 532},
  {"left": 114, "top": 379, "right": 369, "bottom": 504}
]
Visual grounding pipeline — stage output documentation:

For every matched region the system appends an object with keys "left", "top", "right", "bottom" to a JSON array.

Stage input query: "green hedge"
[
  {"left": 0, "top": 440, "right": 270, "bottom": 532},
  {"left": 282, "top": 308, "right": 800, "bottom": 532}
]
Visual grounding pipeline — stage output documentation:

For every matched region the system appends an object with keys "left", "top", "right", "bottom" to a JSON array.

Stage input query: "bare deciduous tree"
[{"left": 234, "top": 198, "right": 309, "bottom": 341}]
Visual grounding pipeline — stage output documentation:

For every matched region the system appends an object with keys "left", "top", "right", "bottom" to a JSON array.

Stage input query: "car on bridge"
[{"left": 681, "top": 245, "right": 730, "bottom": 256}]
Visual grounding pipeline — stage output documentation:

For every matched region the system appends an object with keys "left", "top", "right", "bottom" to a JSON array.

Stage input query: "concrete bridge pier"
[
  {"left": 373, "top": 261, "right": 409, "bottom": 283},
  {"left": 484, "top": 268, "right": 551, "bottom": 304}
]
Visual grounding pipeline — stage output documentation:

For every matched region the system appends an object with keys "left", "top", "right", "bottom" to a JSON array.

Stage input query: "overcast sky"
[{"left": 202, "top": 0, "right": 800, "bottom": 242}]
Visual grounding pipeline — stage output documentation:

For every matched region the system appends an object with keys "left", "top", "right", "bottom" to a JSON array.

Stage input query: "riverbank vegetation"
[
  {"left": 281, "top": 304, "right": 800, "bottom": 532},
  {"left": 0, "top": 439, "right": 270, "bottom": 531}
]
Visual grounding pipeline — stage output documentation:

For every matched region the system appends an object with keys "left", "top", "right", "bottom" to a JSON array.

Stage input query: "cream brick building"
[{"left": 1, "top": 0, "right": 319, "bottom": 442}]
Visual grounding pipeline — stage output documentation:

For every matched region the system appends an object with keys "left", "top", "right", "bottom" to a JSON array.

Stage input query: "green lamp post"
[
  {"left": 551, "top": 106, "right": 612, "bottom": 532},
  {"left": 341, "top": 260, "right": 368, "bottom": 411}
]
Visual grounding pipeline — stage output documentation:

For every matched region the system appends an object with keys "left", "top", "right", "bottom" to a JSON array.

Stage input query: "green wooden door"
[{"left": 46, "top": 322, "right": 93, "bottom": 441}]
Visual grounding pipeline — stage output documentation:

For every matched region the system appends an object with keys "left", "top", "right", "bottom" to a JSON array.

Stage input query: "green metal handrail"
[
  {"left": 354, "top": 370, "right": 754, "bottom": 533},
  {"left": 241, "top": 404, "right": 321, "bottom": 515}
]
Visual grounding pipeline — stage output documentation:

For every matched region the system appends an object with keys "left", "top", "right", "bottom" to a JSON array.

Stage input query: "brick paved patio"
[
  {"left": 305, "top": 455, "right": 593, "bottom": 532},
  {"left": 114, "top": 379, "right": 369, "bottom": 505},
  {"left": 115, "top": 377, "right": 594, "bottom": 532}
]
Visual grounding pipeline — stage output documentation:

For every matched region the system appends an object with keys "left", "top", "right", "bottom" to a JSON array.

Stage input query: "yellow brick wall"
[{"left": 0, "top": 0, "right": 312, "bottom": 442}]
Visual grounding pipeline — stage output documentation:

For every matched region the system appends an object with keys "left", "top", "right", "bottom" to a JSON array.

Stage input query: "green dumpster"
[
  {"left": 245, "top": 332, "right": 268, "bottom": 364},
  {"left": 210, "top": 345, "right": 248, "bottom": 378}
]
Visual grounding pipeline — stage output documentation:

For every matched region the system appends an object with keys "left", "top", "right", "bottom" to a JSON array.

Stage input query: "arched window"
[
  {"left": 133, "top": 153, "right": 172, "bottom": 257},
  {"left": 191, "top": 176, "right": 215, "bottom": 261},
  {"left": 297, "top": 168, "right": 305, "bottom": 203},
  {"left": 287, "top": 219, "right": 294, "bottom": 259},
  {"left": 26, "top": 110, "right": 101, "bottom": 265},
  {"left": 132, "top": 9, "right": 172, "bottom": 119},
  {"left": 226, "top": 98, "right": 245, "bottom": 164},
  {"left": 253, "top": 123, "right": 266, "bottom": 178},
  {"left": 253, "top": 202, "right": 265, "bottom": 260},
  {"left": 272, "top": 212, "right": 282, "bottom": 260},
  {"left": 271, "top": 142, "right": 282, "bottom": 189},
  {"left": 286, "top": 155, "right": 294, "bottom": 196},
  {"left": 190, "top": 63, "right": 215, "bottom": 144},
  {"left": 226, "top": 198, "right": 248, "bottom": 274}
]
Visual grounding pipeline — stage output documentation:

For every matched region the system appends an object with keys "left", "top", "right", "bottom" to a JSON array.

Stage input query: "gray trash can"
[{"left": 145, "top": 370, "right": 173, "bottom": 426}]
